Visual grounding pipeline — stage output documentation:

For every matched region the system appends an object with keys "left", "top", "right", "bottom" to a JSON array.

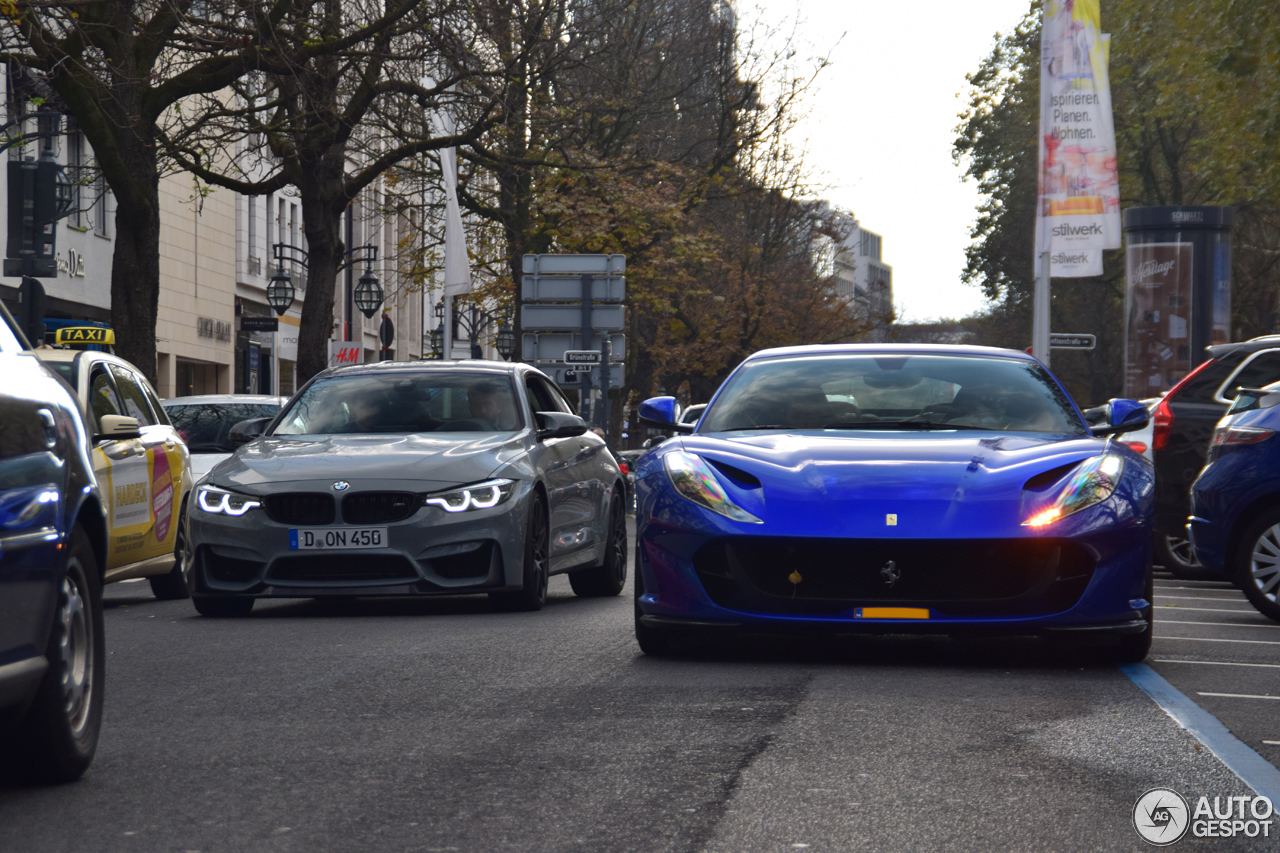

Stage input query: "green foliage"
[{"left": 956, "top": 0, "right": 1280, "bottom": 406}]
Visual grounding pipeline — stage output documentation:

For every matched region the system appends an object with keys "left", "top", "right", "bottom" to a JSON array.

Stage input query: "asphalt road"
[{"left": 2, "top": 523, "right": 1277, "bottom": 852}]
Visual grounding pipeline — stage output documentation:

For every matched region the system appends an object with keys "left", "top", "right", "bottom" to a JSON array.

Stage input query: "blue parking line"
[{"left": 1121, "top": 662, "right": 1280, "bottom": 803}]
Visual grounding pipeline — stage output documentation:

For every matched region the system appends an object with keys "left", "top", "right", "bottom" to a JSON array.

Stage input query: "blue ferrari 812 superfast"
[{"left": 633, "top": 345, "right": 1155, "bottom": 660}]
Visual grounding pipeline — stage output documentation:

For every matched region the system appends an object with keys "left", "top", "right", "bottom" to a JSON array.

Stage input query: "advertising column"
[{"left": 1122, "top": 206, "right": 1234, "bottom": 398}]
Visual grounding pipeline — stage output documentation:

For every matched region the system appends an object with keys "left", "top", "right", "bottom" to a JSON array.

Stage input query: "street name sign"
[
  {"left": 564, "top": 350, "right": 602, "bottom": 364},
  {"left": 521, "top": 274, "right": 625, "bottom": 303},
  {"left": 523, "top": 333, "right": 625, "bottom": 362},
  {"left": 521, "top": 254, "right": 626, "bottom": 275},
  {"left": 1049, "top": 333, "right": 1096, "bottom": 350},
  {"left": 522, "top": 304, "right": 627, "bottom": 332}
]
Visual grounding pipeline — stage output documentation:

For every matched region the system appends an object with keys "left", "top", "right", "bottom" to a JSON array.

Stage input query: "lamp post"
[
  {"left": 434, "top": 301, "right": 510, "bottom": 360},
  {"left": 270, "top": 241, "right": 380, "bottom": 329},
  {"left": 430, "top": 322, "right": 444, "bottom": 358}
]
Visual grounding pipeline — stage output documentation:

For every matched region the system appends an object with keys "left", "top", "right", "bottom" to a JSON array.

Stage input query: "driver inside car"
[{"left": 467, "top": 382, "right": 517, "bottom": 430}]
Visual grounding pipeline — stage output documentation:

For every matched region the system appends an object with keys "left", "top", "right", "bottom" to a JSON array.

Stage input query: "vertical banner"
[
  {"left": 1036, "top": 0, "right": 1121, "bottom": 277},
  {"left": 1123, "top": 242, "right": 1194, "bottom": 398}
]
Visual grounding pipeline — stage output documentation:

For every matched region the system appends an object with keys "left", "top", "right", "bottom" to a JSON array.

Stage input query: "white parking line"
[
  {"left": 1155, "top": 585, "right": 1237, "bottom": 591},
  {"left": 1156, "top": 620, "right": 1280, "bottom": 629},
  {"left": 1155, "top": 636, "right": 1280, "bottom": 645},
  {"left": 1154, "top": 659, "right": 1280, "bottom": 669},
  {"left": 1158, "top": 595, "right": 1250, "bottom": 602},
  {"left": 1156, "top": 606, "right": 1257, "bottom": 613},
  {"left": 1198, "top": 692, "right": 1280, "bottom": 701}
]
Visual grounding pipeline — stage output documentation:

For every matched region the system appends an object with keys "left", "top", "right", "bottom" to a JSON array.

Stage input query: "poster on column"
[
  {"left": 1036, "top": 0, "right": 1121, "bottom": 277},
  {"left": 1124, "top": 242, "right": 1193, "bottom": 399}
]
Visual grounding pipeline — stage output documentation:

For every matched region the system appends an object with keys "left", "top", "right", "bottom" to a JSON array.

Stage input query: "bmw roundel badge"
[{"left": 332, "top": 481, "right": 350, "bottom": 491}]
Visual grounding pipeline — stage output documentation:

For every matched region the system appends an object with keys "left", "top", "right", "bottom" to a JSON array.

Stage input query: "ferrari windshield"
[
  {"left": 273, "top": 372, "right": 522, "bottom": 435},
  {"left": 699, "top": 353, "right": 1087, "bottom": 435}
]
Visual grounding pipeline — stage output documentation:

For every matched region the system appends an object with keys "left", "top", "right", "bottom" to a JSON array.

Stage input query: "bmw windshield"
[
  {"left": 273, "top": 372, "right": 523, "bottom": 435},
  {"left": 699, "top": 353, "right": 1087, "bottom": 435}
]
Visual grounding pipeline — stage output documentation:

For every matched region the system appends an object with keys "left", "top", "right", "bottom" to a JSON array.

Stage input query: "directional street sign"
[
  {"left": 522, "top": 304, "right": 627, "bottom": 332},
  {"left": 564, "top": 350, "right": 602, "bottom": 364},
  {"left": 521, "top": 274, "right": 625, "bottom": 303},
  {"left": 523, "top": 333, "right": 625, "bottom": 362},
  {"left": 521, "top": 254, "right": 626, "bottom": 275},
  {"left": 1050, "top": 333, "right": 1096, "bottom": 350},
  {"left": 542, "top": 366, "right": 585, "bottom": 386}
]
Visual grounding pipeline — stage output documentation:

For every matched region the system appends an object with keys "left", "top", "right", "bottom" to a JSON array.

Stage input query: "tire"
[
  {"left": 148, "top": 511, "right": 190, "bottom": 601},
  {"left": 633, "top": 541, "right": 678, "bottom": 655},
  {"left": 1049, "top": 565, "right": 1153, "bottom": 664},
  {"left": 1233, "top": 509, "right": 1280, "bottom": 622},
  {"left": 489, "top": 493, "right": 549, "bottom": 612},
  {"left": 1154, "top": 531, "right": 1203, "bottom": 578},
  {"left": 192, "top": 596, "right": 255, "bottom": 618},
  {"left": 569, "top": 487, "right": 627, "bottom": 598},
  {"left": 1112, "top": 564, "right": 1154, "bottom": 663},
  {"left": 18, "top": 526, "right": 104, "bottom": 783}
]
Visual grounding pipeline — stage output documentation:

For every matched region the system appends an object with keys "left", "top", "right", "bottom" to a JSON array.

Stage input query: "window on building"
[
  {"left": 66, "top": 132, "right": 84, "bottom": 228},
  {"left": 92, "top": 169, "right": 110, "bottom": 238},
  {"left": 247, "top": 195, "right": 257, "bottom": 266}
]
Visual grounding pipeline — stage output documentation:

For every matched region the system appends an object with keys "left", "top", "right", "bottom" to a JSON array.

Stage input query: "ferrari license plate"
[{"left": 289, "top": 527, "right": 387, "bottom": 550}]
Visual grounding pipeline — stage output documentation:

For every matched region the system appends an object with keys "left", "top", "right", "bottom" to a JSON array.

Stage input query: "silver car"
[
  {"left": 162, "top": 394, "right": 288, "bottom": 481},
  {"left": 184, "top": 361, "right": 628, "bottom": 616}
]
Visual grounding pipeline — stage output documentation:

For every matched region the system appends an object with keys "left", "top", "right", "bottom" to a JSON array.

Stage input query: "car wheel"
[
  {"left": 568, "top": 487, "right": 627, "bottom": 598},
  {"left": 17, "top": 526, "right": 104, "bottom": 783},
  {"left": 489, "top": 493, "right": 549, "bottom": 612},
  {"left": 1155, "top": 532, "right": 1203, "bottom": 578},
  {"left": 192, "top": 596, "right": 255, "bottom": 618},
  {"left": 1112, "top": 565, "right": 1154, "bottom": 663},
  {"left": 1233, "top": 509, "right": 1280, "bottom": 622},
  {"left": 148, "top": 511, "right": 191, "bottom": 601}
]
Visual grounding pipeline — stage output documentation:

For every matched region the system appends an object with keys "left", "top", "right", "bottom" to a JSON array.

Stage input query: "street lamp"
[
  {"left": 430, "top": 322, "right": 444, "bottom": 358},
  {"left": 266, "top": 264, "right": 295, "bottom": 315},
  {"left": 353, "top": 265, "right": 384, "bottom": 318},
  {"left": 496, "top": 323, "right": 516, "bottom": 361}
]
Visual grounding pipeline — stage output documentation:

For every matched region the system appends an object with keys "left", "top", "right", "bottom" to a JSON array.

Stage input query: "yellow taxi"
[{"left": 35, "top": 336, "right": 193, "bottom": 600}]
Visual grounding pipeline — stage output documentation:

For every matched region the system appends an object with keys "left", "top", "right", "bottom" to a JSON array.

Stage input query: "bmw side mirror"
[
  {"left": 95, "top": 415, "right": 141, "bottom": 443},
  {"left": 229, "top": 417, "right": 271, "bottom": 445},
  {"left": 535, "top": 411, "right": 588, "bottom": 441},
  {"left": 1091, "top": 399, "right": 1149, "bottom": 437},
  {"left": 638, "top": 396, "right": 693, "bottom": 434}
]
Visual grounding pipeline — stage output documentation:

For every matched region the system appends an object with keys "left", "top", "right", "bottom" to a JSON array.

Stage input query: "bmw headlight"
[
  {"left": 196, "top": 485, "right": 262, "bottom": 517},
  {"left": 425, "top": 479, "right": 516, "bottom": 513},
  {"left": 663, "top": 451, "right": 762, "bottom": 523},
  {"left": 1023, "top": 454, "right": 1124, "bottom": 527}
]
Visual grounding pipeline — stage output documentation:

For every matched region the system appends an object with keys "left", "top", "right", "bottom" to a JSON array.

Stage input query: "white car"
[{"left": 162, "top": 395, "right": 288, "bottom": 481}]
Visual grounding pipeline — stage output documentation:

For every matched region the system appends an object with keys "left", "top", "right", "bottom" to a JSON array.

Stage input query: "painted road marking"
[
  {"left": 1156, "top": 606, "right": 1258, "bottom": 613},
  {"left": 1198, "top": 692, "right": 1280, "bottom": 701},
  {"left": 1155, "top": 636, "right": 1280, "bottom": 645},
  {"left": 1154, "top": 659, "right": 1280, "bottom": 669},
  {"left": 1159, "top": 595, "right": 1252, "bottom": 602},
  {"left": 1121, "top": 663, "right": 1280, "bottom": 803},
  {"left": 1156, "top": 620, "right": 1280, "bottom": 629}
]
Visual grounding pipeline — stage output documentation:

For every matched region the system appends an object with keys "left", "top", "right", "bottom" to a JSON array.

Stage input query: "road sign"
[
  {"left": 1050, "top": 333, "right": 1096, "bottom": 350},
  {"left": 522, "top": 304, "right": 626, "bottom": 332},
  {"left": 522, "top": 254, "right": 626, "bottom": 275},
  {"left": 564, "top": 350, "right": 602, "bottom": 364},
  {"left": 541, "top": 366, "right": 583, "bottom": 386},
  {"left": 523, "top": 333, "right": 625, "bottom": 362},
  {"left": 521, "top": 274, "right": 625, "bottom": 303}
]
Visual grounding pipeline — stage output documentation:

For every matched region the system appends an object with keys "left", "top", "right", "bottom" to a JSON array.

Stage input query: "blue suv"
[
  {"left": 1189, "top": 382, "right": 1280, "bottom": 622},
  {"left": 0, "top": 302, "right": 108, "bottom": 782}
]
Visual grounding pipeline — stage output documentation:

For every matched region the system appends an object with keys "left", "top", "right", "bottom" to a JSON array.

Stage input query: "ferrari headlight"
[
  {"left": 196, "top": 485, "right": 261, "bottom": 517},
  {"left": 664, "top": 451, "right": 761, "bottom": 523},
  {"left": 425, "top": 479, "right": 516, "bottom": 513},
  {"left": 1023, "top": 454, "right": 1124, "bottom": 527}
]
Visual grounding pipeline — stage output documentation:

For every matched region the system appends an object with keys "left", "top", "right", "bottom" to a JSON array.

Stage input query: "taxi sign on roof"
[{"left": 55, "top": 327, "right": 115, "bottom": 345}]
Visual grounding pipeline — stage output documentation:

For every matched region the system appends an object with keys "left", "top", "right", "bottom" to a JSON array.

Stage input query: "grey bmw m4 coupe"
[{"left": 184, "top": 361, "right": 628, "bottom": 617}]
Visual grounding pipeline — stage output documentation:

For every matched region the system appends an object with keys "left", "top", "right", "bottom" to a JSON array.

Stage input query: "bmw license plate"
[{"left": 289, "top": 527, "right": 388, "bottom": 550}]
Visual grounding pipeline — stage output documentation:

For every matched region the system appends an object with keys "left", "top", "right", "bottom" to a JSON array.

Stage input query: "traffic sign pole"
[{"left": 580, "top": 273, "right": 592, "bottom": 421}]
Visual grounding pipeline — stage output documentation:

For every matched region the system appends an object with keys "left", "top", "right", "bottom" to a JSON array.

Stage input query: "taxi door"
[
  {"left": 107, "top": 363, "right": 184, "bottom": 563},
  {"left": 85, "top": 365, "right": 152, "bottom": 571}
]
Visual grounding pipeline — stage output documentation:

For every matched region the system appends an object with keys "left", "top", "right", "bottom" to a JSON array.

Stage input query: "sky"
[{"left": 742, "top": 0, "right": 1034, "bottom": 323}]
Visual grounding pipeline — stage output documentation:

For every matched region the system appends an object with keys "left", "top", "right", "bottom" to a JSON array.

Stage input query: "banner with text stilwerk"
[{"left": 1035, "top": 0, "right": 1121, "bottom": 277}]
